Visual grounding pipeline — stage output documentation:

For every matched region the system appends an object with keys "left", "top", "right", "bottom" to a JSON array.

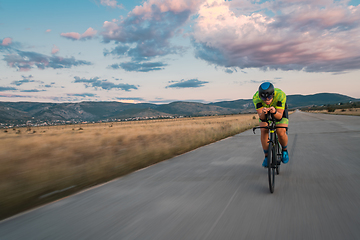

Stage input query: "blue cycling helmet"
[{"left": 259, "top": 82, "right": 274, "bottom": 100}]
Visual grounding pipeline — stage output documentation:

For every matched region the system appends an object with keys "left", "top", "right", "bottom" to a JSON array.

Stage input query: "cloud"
[
  {"left": 3, "top": 50, "right": 92, "bottom": 71},
  {"left": 11, "top": 75, "right": 35, "bottom": 86},
  {"left": 166, "top": 79, "right": 209, "bottom": 88},
  {"left": 1, "top": 37, "right": 12, "bottom": 46},
  {"left": 0, "top": 86, "right": 17, "bottom": 91},
  {"left": 0, "top": 93, "right": 30, "bottom": 98},
  {"left": 116, "top": 97, "right": 145, "bottom": 101},
  {"left": 61, "top": 32, "right": 81, "bottom": 40},
  {"left": 0, "top": 38, "right": 15, "bottom": 53},
  {"left": 109, "top": 61, "right": 167, "bottom": 72},
  {"left": 192, "top": 0, "right": 360, "bottom": 72},
  {"left": 0, "top": 38, "right": 21, "bottom": 52},
  {"left": 51, "top": 45, "right": 59, "bottom": 55},
  {"left": 103, "top": 44, "right": 130, "bottom": 57},
  {"left": 101, "top": 0, "right": 204, "bottom": 62},
  {"left": 100, "top": 0, "right": 123, "bottom": 9},
  {"left": 67, "top": 93, "right": 97, "bottom": 97},
  {"left": 250, "top": 80, "right": 270, "bottom": 84},
  {"left": 9, "top": 75, "right": 47, "bottom": 92},
  {"left": 20, "top": 89, "right": 46, "bottom": 92},
  {"left": 73, "top": 76, "right": 138, "bottom": 91},
  {"left": 235, "top": 78, "right": 281, "bottom": 85},
  {"left": 224, "top": 68, "right": 235, "bottom": 74},
  {"left": 61, "top": 27, "right": 97, "bottom": 41},
  {"left": 46, "top": 29, "right": 51, "bottom": 33}
]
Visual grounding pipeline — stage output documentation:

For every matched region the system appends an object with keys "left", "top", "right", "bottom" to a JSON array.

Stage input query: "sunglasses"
[{"left": 260, "top": 94, "right": 274, "bottom": 101}]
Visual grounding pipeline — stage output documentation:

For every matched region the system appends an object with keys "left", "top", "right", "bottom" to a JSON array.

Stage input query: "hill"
[
  {"left": 0, "top": 93, "right": 358, "bottom": 126},
  {"left": 287, "top": 93, "right": 356, "bottom": 109},
  {"left": 210, "top": 93, "right": 357, "bottom": 110}
]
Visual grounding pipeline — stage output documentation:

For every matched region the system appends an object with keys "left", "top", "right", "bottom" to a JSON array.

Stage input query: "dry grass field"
[{"left": 0, "top": 114, "right": 258, "bottom": 220}]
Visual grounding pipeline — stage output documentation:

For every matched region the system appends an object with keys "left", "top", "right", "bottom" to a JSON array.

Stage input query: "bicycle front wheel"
[
  {"left": 276, "top": 139, "right": 281, "bottom": 175},
  {"left": 268, "top": 143, "right": 275, "bottom": 193}
]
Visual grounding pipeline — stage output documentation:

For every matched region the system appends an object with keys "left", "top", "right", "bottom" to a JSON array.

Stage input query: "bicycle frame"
[{"left": 252, "top": 113, "right": 288, "bottom": 143}]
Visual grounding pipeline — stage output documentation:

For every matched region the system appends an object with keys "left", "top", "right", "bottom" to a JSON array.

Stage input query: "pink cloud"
[
  {"left": 103, "top": 20, "right": 118, "bottom": 31},
  {"left": 1, "top": 37, "right": 12, "bottom": 46},
  {"left": 61, "top": 27, "right": 97, "bottom": 41},
  {"left": 101, "top": 0, "right": 204, "bottom": 63},
  {"left": 61, "top": 32, "right": 81, "bottom": 40},
  {"left": 51, "top": 45, "right": 59, "bottom": 55},
  {"left": 192, "top": 0, "right": 360, "bottom": 72},
  {"left": 102, "top": 0, "right": 204, "bottom": 41},
  {"left": 46, "top": 29, "right": 51, "bottom": 33},
  {"left": 81, "top": 27, "right": 97, "bottom": 39}
]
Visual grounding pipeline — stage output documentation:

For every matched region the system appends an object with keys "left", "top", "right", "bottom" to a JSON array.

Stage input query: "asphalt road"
[{"left": 1, "top": 111, "right": 360, "bottom": 240}]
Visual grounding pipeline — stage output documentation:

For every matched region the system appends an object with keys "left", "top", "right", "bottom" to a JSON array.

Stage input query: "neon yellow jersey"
[{"left": 253, "top": 88, "right": 286, "bottom": 110}]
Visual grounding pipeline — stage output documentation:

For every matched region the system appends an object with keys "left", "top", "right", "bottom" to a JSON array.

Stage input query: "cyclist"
[{"left": 253, "top": 82, "right": 289, "bottom": 167}]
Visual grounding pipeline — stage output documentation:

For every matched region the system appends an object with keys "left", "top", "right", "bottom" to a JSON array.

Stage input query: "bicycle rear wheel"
[{"left": 268, "top": 143, "right": 275, "bottom": 193}]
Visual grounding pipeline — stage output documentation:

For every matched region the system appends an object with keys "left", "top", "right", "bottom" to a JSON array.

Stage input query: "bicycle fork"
[{"left": 268, "top": 130, "right": 275, "bottom": 168}]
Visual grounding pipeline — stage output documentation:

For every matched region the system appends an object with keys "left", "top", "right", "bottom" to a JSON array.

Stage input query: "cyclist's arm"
[
  {"left": 256, "top": 108, "right": 267, "bottom": 121},
  {"left": 270, "top": 107, "right": 284, "bottom": 120},
  {"left": 262, "top": 107, "right": 284, "bottom": 121},
  {"left": 272, "top": 89, "right": 286, "bottom": 121}
]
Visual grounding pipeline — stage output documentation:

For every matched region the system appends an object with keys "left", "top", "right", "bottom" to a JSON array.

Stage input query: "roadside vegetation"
[
  {"left": 301, "top": 101, "right": 360, "bottom": 116},
  {"left": 0, "top": 114, "right": 258, "bottom": 220},
  {"left": 307, "top": 108, "right": 360, "bottom": 116}
]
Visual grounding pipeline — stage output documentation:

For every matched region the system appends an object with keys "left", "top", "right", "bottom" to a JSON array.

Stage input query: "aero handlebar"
[{"left": 252, "top": 112, "right": 288, "bottom": 134}]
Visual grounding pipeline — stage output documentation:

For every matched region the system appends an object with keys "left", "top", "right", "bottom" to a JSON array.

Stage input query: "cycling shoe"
[
  {"left": 262, "top": 156, "right": 268, "bottom": 167},
  {"left": 282, "top": 150, "right": 289, "bottom": 164}
]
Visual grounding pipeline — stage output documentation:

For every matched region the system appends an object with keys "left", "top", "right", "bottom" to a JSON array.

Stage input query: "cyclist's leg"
[
  {"left": 276, "top": 123, "right": 288, "bottom": 149},
  {"left": 276, "top": 103, "right": 289, "bottom": 150},
  {"left": 259, "top": 122, "right": 269, "bottom": 167},
  {"left": 259, "top": 121, "right": 270, "bottom": 167},
  {"left": 276, "top": 120, "right": 289, "bottom": 163}
]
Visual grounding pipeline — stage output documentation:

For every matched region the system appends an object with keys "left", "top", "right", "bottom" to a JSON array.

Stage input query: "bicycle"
[{"left": 253, "top": 113, "right": 288, "bottom": 193}]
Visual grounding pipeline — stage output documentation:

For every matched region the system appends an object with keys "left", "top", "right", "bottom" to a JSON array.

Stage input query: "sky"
[{"left": 1, "top": 0, "right": 360, "bottom": 104}]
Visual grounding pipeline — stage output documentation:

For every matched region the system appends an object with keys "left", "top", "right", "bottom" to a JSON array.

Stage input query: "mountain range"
[{"left": 0, "top": 93, "right": 358, "bottom": 124}]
